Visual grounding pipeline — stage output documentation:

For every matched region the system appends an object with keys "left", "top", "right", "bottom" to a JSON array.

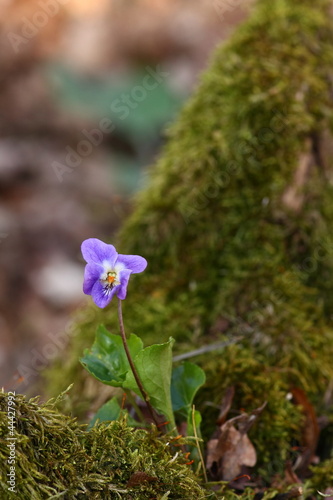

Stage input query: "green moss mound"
[
  {"left": 0, "top": 391, "right": 210, "bottom": 499},
  {"left": 46, "top": 0, "right": 333, "bottom": 488}
]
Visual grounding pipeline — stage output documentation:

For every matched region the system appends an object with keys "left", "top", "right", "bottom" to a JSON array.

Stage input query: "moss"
[
  {"left": 0, "top": 391, "right": 210, "bottom": 499},
  {"left": 305, "top": 459, "right": 333, "bottom": 496},
  {"left": 45, "top": 0, "right": 333, "bottom": 489}
]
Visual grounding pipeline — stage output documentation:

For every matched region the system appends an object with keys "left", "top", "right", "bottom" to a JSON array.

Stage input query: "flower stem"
[{"left": 117, "top": 299, "right": 160, "bottom": 428}]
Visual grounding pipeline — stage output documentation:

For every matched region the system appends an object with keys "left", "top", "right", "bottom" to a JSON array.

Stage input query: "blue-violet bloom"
[{"left": 81, "top": 238, "right": 147, "bottom": 308}]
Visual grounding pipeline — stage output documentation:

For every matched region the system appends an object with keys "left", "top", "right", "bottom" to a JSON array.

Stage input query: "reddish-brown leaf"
[{"left": 291, "top": 387, "right": 319, "bottom": 473}]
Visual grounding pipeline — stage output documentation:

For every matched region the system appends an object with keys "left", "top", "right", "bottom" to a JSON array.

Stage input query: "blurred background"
[{"left": 0, "top": 0, "right": 252, "bottom": 391}]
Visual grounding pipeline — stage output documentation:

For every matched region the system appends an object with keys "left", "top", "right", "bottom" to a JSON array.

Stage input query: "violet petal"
[
  {"left": 83, "top": 263, "right": 103, "bottom": 294},
  {"left": 81, "top": 238, "right": 118, "bottom": 266},
  {"left": 116, "top": 269, "right": 132, "bottom": 300},
  {"left": 117, "top": 254, "right": 147, "bottom": 274},
  {"left": 91, "top": 280, "right": 118, "bottom": 308}
]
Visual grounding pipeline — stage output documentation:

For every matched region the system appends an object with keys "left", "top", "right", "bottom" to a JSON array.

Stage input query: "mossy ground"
[
  {"left": 44, "top": 0, "right": 333, "bottom": 493},
  {"left": 0, "top": 391, "right": 330, "bottom": 499},
  {"left": 0, "top": 391, "right": 209, "bottom": 499}
]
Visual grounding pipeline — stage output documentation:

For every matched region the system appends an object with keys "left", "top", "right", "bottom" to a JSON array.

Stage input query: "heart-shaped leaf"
[
  {"left": 80, "top": 325, "right": 143, "bottom": 387},
  {"left": 171, "top": 362, "right": 206, "bottom": 418}
]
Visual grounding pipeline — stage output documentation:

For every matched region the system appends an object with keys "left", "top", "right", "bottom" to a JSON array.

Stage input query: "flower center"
[
  {"left": 107, "top": 272, "right": 116, "bottom": 284},
  {"left": 102, "top": 270, "right": 120, "bottom": 290}
]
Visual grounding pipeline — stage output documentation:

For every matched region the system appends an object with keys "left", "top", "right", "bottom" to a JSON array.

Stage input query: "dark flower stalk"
[{"left": 117, "top": 299, "right": 160, "bottom": 427}]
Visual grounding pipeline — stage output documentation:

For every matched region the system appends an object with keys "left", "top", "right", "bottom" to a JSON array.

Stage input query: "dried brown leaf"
[
  {"left": 206, "top": 402, "right": 266, "bottom": 481},
  {"left": 207, "top": 418, "right": 257, "bottom": 480},
  {"left": 126, "top": 471, "right": 158, "bottom": 488}
]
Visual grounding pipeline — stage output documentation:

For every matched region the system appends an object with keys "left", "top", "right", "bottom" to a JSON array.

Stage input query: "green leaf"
[
  {"left": 80, "top": 325, "right": 143, "bottom": 387},
  {"left": 171, "top": 362, "right": 206, "bottom": 418},
  {"left": 88, "top": 397, "right": 140, "bottom": 430},
  {"left": 88, "top": 397, "right": 121, "bottom": 429},
  {"left": 123, "top": 338, "right": 175, "bottom": 427}
]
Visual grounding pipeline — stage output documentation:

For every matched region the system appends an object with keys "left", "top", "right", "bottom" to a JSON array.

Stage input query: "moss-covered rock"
[
  {"left": 45, "top": 0, "right": 333, "bottom": 489},
  {"left": 0, "top": 391, "right": 210, "bottom": 499}
]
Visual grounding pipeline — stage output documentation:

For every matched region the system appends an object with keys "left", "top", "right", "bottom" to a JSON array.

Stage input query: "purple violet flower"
[{"left": 81, "top": 238, "right": 147, "bottom": 308}]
